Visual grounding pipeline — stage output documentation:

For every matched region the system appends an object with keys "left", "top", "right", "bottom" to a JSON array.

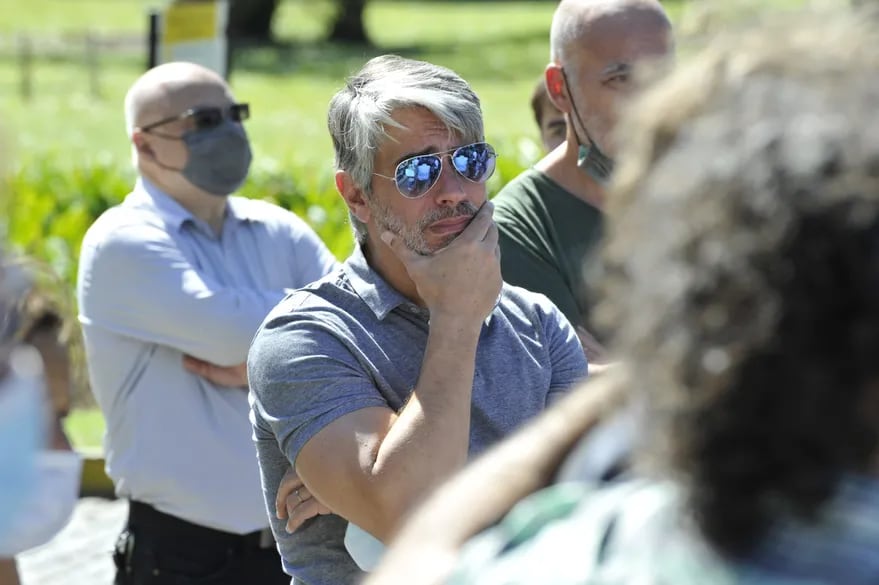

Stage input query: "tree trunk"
[
  {"left": 329, "top": 0, "right": 370, "bottom": 45},
  {"left": 227, "top": 0, "right": 280, "bottom": 42}
]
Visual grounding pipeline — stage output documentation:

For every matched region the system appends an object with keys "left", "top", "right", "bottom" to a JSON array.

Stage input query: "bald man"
[
  {"left": 77, "top": 62, "right": 337, "bottom": 585},
  {"left": 494, "top": 0, "right": 673, "bottom": 360}
]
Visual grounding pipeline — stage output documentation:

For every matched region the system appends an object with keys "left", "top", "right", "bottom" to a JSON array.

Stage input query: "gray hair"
[
  {"left": 550, "top": 0, "right": 588, "bottom": 65},
  {"left": 550, "top": 0, "right": 669, "bottom": 71},
  {"left": 327, "top": 55, "right": 485, "bottom": 243}
]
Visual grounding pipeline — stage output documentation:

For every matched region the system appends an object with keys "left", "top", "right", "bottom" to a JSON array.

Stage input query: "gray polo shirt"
[{"left": 248, "top": 245, "right": 588, "bottom": 584}]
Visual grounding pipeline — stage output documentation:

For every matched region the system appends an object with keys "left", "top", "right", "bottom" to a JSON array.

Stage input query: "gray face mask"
[{"left": 181, "top": 121, "right": 252, "bottom": 196}]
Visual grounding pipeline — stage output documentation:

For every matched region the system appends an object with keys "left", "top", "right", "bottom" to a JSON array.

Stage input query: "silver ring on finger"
[{"left": 295, "top": 488, "right": 304, "bottom": 504}]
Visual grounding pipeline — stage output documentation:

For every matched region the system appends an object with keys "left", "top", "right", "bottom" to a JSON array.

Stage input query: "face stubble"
[{"left": 370, "top": 199, "right": 479, "bottom": 255}]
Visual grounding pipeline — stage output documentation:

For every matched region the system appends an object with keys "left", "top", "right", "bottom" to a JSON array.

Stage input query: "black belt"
[{"left": 127, "top": 501, "right": 275, "bottom": 553}]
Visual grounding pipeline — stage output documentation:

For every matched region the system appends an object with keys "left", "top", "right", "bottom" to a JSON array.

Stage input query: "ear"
[
  {"left": 131, "top": 129, "right": 155, "bottom": 161},
  {"left": 545, "top": 64, "right": 572, "bottom": 115},
  {"left": 335, "top": 170, "right": 371, "bottom": 224}
]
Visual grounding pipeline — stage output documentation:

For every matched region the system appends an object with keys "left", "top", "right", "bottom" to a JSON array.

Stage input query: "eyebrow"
[
  {"left": 394, "top": 145, "right": 446, "bottom": 168},
  {"left": 601, "top": 62, "right": 632, "bottom": 79},
  {"left": 546, "top": 119, "right": 566, "bottom": 131}
]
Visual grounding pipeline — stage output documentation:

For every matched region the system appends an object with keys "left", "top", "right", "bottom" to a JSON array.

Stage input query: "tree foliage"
[
  {"left": 329, "top": 0, "right": 370, "bottom": 44},
  {"left": 227, "top": 0, "right": 281, "bottom": 41},
  {"left": 226, "top": 0, "right": 372, "bottom": 45}
]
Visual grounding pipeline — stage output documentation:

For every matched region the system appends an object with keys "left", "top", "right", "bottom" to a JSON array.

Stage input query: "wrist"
[{"left": 427, "top": 311, "right": 484, "bottom": 341}]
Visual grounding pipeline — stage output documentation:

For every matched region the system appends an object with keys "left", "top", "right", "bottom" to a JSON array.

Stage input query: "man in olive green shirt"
[
  {"left": 495, "top": 170, "right": 603, "bottom": 333},
  {"left": 495, "top": 0, "right": 673, "bottom": 346}
]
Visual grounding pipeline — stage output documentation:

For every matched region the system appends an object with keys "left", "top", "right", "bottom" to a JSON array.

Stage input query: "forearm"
[
  {"left": 367, "top": 370, "right": 629, "bottom": 585},
  {"left": 293, "top": 203, "right": 502, "bottom": 540},
  {"left": 78, "top": 230, "right": 286, "bottom": 365},
  {"left": 82, "top": 288, "right": 284, "bottom": 365},
  {"left": 369, "top": 314, "right": 482, "bottom": 537}
]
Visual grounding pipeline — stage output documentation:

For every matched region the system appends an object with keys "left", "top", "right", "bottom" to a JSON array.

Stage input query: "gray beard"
[{"left": 372, "top": 200, "right": 479, "bottom": 255}]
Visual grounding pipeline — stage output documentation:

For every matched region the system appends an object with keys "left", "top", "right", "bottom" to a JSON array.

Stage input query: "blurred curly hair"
[{"left": 596, "top": 11, "right": 879, "bottom": 560}]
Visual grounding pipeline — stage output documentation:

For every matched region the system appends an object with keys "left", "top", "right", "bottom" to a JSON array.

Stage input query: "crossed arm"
[{"left": 78, "top": 220, "right": 288, "bottom": 383}]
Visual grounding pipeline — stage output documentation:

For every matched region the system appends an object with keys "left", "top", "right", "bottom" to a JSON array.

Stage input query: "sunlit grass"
[{"left": 64, "top": 408, "right": 106, "bottom": 449}]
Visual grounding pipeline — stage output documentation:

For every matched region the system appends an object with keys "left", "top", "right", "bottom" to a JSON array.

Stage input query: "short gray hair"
[
  {"left": 550, "top": 0, "right": 670, "bottom": 70},
  {"left": 327, "top": 55, "right": 485, "bottom": 243},
  {"left": 550, "top": 0, "right": 587, "bottom": 65}
]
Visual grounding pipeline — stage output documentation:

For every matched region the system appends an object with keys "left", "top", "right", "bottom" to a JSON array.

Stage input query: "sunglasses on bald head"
[
  {"left": 140, "top": 103, "right": 250, "bottom": 134},
  {"left": 374, "top": 142, "right": 498, "bottom": 199}
]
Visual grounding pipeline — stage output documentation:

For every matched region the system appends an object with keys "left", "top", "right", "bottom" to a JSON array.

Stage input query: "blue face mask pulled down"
[
  {"left": 0, "top": 347, "right": 46, "bottom": 540},
  {"left": 560, "top": 68, "right": 616, "bottom": 186},
  {"left": 578, "top": 142, "right": 615, "bottom": 186}
]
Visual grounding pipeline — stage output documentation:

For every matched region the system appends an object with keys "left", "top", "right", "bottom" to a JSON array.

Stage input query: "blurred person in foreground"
[
  {"left": 494, "top": 0, "right": 673, "bottom": 362},
  {"left": 248, "top": 54, "right": 588, "bottom": 584},
  {"left": 0, "top": 270, "right": 80, "bottom": 585},
  {"left": 369, "top": 9, "right": 879, "bottom": 585},
  {"left": 530, "top": 77, "right": 566, "bottom": 153},
  {"left": 77, "top": 62, "right": 336, "bottom": 585}
]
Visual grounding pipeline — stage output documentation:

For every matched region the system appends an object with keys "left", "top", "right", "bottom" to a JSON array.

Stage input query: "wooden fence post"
[
  {"left": 18, "top": 35, "right": 33, "bottom": 101},
  {"left": 84, "top": 32, "right": 101, "bottom": 99}
]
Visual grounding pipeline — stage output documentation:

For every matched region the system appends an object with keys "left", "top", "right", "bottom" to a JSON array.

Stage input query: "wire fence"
[{"left": 0, "top": 32, "right": 147, "bottom": 100}]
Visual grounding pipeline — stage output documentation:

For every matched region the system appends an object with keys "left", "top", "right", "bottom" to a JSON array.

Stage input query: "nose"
[{"left": 433, "top": 154, "right": 468, "bottom": 206}]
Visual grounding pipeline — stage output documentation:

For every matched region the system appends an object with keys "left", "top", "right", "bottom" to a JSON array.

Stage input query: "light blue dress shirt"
[{"left": 77, "top": 178, "right": 338, "bottom": 533}]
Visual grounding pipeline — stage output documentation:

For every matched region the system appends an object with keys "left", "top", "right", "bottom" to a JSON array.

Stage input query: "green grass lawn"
[
  {"left": 1, "top": 0, "right": 564, "bottom": 173},
  {"left": 64, "top": 408, "right": 106, "bottom": 450},
  {"left": 2, "top": 0, "right": 820, "bottom": 448},
  {"left": 0, "top": 0, "right": 820, "bottom": 171}
]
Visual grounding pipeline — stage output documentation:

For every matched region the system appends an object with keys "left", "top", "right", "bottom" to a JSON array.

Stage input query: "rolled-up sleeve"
[
  {"left": 248, "top": 301, "right": 388, "bottom": 467},
  {"left": 542, "top": 301, "right": 589, "bottom": 405}
]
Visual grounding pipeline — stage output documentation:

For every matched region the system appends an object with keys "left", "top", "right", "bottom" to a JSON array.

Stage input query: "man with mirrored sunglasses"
[
  {"left": 493, "top": 0, "right": 673, "bottom": 364},
  {"left": 77, "top": 62, "right": 338, "bottom": 585},
  {"left": 247, "top": 54, "right": 588, "bottom": 585}
]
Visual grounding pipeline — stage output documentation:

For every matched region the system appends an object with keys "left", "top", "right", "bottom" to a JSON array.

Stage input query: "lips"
[{"left": 428, "top": 214, "right": 472, "bottom": 235}]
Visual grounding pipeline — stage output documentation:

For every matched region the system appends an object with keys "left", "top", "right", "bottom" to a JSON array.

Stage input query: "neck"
[
  {"left": 363, "top": 235, "right": 424, "bottom": 307},
  {"left": 142, "top": 173, "right": 228, "bottom": 235},
  {"left": 176, "top": 192, "right": 227, "bottom": 235},
  {"left": 536, "top": 137, "right": 605, "bottom": 210}
]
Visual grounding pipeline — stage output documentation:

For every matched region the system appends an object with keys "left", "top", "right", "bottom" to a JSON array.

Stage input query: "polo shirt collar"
[
  {"left": 343, "top": 245, "right": 413, "bottom": 321},
  {"left": 342, "top": 244, "right": 497, "bottom": 325}
]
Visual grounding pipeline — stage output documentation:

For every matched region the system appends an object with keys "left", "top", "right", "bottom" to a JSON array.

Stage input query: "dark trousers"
[{"left": 113, "top": 501, "right": 289, "bottom": 585}]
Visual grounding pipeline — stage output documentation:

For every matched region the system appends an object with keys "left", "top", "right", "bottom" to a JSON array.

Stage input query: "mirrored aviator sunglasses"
[{"left": 393, "top": 142, "right": 497, "bottom": 199}]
